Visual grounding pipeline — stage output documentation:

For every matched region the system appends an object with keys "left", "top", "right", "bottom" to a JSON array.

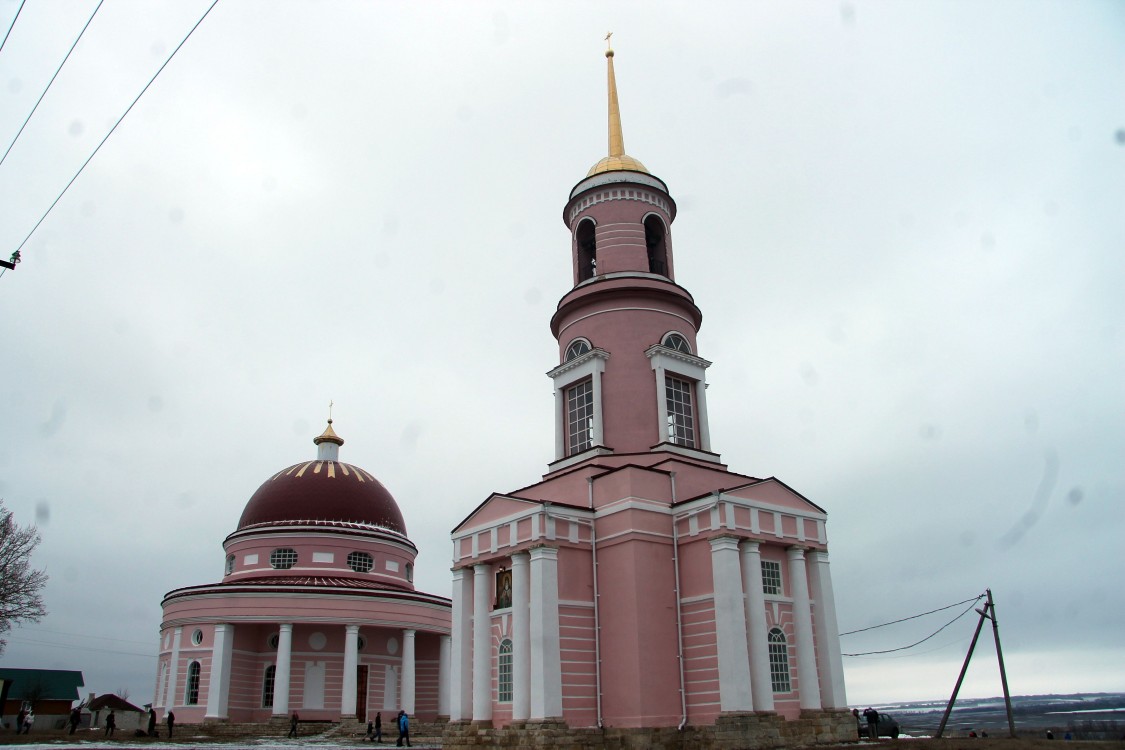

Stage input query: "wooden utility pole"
[{"left": 935, "top": 589, "right": 1016, "bottom": 738}]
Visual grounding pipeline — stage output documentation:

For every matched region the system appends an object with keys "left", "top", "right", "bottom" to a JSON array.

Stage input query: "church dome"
[
  {"left": 587, "top": 153, "right": 649, "bottom": 177},
  {"left": 236, "top": 420, "right": 407, "bottom": 535}
]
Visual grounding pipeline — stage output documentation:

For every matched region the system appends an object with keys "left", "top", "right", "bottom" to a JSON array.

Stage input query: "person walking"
[
  {"left": 147, "top": 708, "right": 157, "bottom": 737},
  {"left": 105, "top": 710, "right": 117, "bottom": 737},
  {"left": 372, "top": 712, "right": 383, "bottom": 742},
  {"left": 396, "top": 710, "right": 410, "bottom": 747},
  {"left": 166, "top": 710, "right": 175, "bottom": 737},
  {"left": 21, "top": 710, "right": 34, "bottom": 735},
  {"left": 69, "top": 707, "right": 82, "bottom": 734},
  {"left": 288, "top": 712, "right": 300, "bottom": 738}
]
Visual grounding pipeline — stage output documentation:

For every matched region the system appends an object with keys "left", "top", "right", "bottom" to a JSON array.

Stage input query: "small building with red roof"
[{"left": 155, "top": 421, "right": 451, "bottom": 725}]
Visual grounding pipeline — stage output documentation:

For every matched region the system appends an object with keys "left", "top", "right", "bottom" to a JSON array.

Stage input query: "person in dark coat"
[
  {"left": 147, "top": 708, "right": 157, "bottom": 737},
  {"left": 69, "top": 707, "right": 82, "bottom": 734},
  {"left": 288, "top": 712, "right": 300, "bottom": 738},
  {"left": 166, "top": 711, "right": 175, "bottom": 737},
  {"left": 863, "top": 707, "right": 879, "bottom": 739},
  {"left": 105, "top": 710, "right": 117, "bottom": 737},
  {"left": 374, "top": 711, "right": 382, "bottom": 742}
]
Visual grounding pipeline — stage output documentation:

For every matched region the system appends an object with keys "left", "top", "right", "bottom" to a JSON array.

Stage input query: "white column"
[
  {"left": 204, "top": 624, "right": 234, "bottom": 720},
  {"left": 591, "top": 364, "right": 605, "bottom": 446},
  {"left": 438, "top": 635, "right": 451, "bottom": 718},
  {"left": 740, "top": 541, "right": 775, "bottom": 712},
  {"left": 401, "top": 628, "right": 416, "bottom": 714},
  {"left": 529, "top": 545, "right": 563, "bottom": 719},
  {"left": 472, "top": 563, "right": 493, "bottom": 722},
  {"left": 272, "top": 623, "right": 294, "bottom": 716},
  {"left": 710, "top": 537, "right": 754, "bottom": 712},
  {"left": 341, "top": 624, "right": 360, "bottom": 718},
  {"left": 554, "top": 387, "right": 565, "bottom": 460},
  {"left": 166, "top": 627, "right": 182, "bottom": 709},
  {"left": 654, "top": 366, "right": 669, "bottom": 442},
  {"left": 450, "top": 568, "right": 473, "bottom": 721},
  {"left": 809, "top": 550, "right": 847, "bottom": 708},
  {"left": 510, "top": 552, "right": 531, "bottom": 722},
  {"left": 696, "top": 380, "right": 712, "bottom": 451},
  {"left": 787, "top": 547, "right": 822, "bottom": 710}
]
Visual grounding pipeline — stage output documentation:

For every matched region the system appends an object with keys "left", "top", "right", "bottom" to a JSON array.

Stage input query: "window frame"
[
  {"left": 665, "top": 373, "right": 697, "bottom": 448},
  {"left": 497, "top": 639, "right": 513, "bottom": 703},
  {"left": 768, "top": 628, "right": 792, "bottom": 693},
  {"left": 270, "top": 548, "right": 298, "bottom": 570},
  {"left": 185, "top": 661, "right": 202, "bottom": 705},
  {"left": 347, "top": 551, "right": 374, "bottom": 573},
  {"left": 262, "top": 665, "right": 276, "bottom": 708},
  {"left": 565, "top": 377, "right": 595, "bottom": 455},
  {"left": 761, "top": 560, "right": 782, "bottom": 596},
  {"left": 547, "top": 346, "right": 610, "bottom": 469},
  {"left": 645, "top": 342, "right": 713, "bottom": 454}
]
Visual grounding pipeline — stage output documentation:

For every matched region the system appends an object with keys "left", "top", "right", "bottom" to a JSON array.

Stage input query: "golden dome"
[{"left": 587, "top": 154, "right": 649, "bottom": 177}]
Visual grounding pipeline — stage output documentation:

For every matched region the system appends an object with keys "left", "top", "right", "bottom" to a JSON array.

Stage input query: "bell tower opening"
[
  {"left": 576, "top": 218, "right": 597, "bottom": 283},
  {"left": 644, "top": 215, "right": 668, "bottom": 277}
]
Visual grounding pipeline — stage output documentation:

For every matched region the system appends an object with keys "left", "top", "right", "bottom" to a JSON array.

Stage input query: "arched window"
[
  {"left": 185, "top": 661, "right": 202, "bottom": 705},
  {"left": 768, "top": 628, "right": 792, "bottom": 693},
  {"left": 347, "top": 551, "right": 374, "bottom": 573},
  {"left": 405, "top": 563, "right": 414, "bottom": 582},
  {"left": 644, "top": 215, "right": 668, "bottom": 276},
  {"left": 497, "top": 639, "right": 513, "bottom": 703},
  {"left": 225, "top": 554, "right": 235, "bottom": 575},
  {"left": 270, "top": 548, "right": 297, "bottom": 569},
  {"left": 662, "top": 332, "right": 691, "bottom": 353},
  {"left": 565, "top": 339, "right": 592, "bottom": 361},
  {"left": 576, "top": 219, "right": 597, "bottom": 282},
  {"left": 262, "top": 665, "right": 276, "bottom": 708}
]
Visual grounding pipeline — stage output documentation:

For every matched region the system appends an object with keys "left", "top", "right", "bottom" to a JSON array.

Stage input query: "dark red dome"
[{"left": 238, "top": 460, "right": 406, "bottom": 534}]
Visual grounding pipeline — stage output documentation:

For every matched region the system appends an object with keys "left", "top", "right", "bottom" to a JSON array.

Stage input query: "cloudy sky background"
[{"left": 1, "top": 0, "right": 1122, "bottom": 709}]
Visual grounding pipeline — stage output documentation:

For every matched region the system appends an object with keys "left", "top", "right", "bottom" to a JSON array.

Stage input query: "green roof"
[{"left": 0, "top": 668, "right": 85, "bottom": 701}]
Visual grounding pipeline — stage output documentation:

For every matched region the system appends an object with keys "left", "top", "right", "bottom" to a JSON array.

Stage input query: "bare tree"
[
  {"left": 115, "top": 687, "right": 130, "bottom": 701},
  {"left": 0, "top": 500, "right": 48, "bottom": 655}
]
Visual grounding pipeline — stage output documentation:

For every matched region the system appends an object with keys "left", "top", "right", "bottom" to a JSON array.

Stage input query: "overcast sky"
[{"left": 1, "top": 1, "right": 1122, "bottom": 709}]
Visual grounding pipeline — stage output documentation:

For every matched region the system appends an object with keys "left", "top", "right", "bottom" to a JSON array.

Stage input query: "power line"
[
  {"left": 4, "top": 0, "right": 221, "bottom": 264},
  {"left": 840, "top": 594, "right": 984, "bottom": 636},
  {"left": 0, "top": 0, "right": 106, "bottom": 169},
  {"left": 0, "top": 0, "right": 27, "bottom": 55},
  {"left": 7, "top": 636, "right": 155, "bottom": 659},
  {"left": 842, "top": 597, "right": 982, "bottom": 657}
]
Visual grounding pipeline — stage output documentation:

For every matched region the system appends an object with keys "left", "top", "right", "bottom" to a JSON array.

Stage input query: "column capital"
[
  {"left": 740, "top": 538, "right": 762, "bottom": 553},
  {"left": 278, "top": 622, "right": 294, "bottom": 633},
  {"left": 474, "top": 561, "right": 492, "bottom": 571},
  {"left": 345, "top": 623, "right": 360, "bottom": 635},
  {"left": 403, "top": 628, "right": 416, "bottom": 637},
  {"left": 510, "top": 550, "right": 531, "bottom": 563},
  {"left": 709, "top": 534, "right": 742, "bottom": 552},
  {"left": 529, "top": 544, "right": 558, "bottom": 561},
  {"left": 808, "top": 548, "right": 830, "bottom": 563},
  {"left": 452, "top": 566, "right": 469, "bottom": 580},
  {"left": 787, "top": 545, "right": 809, "bottom": 559}
]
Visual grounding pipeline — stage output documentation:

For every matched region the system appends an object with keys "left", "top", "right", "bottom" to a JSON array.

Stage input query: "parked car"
[{"left": 857, "top": 713, "right": 901, "bottom": 739}]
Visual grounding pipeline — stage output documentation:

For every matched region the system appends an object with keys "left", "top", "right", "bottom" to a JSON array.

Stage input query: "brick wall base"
[{"left": 443, "top": 710, "right": 857, "bottom": 750}]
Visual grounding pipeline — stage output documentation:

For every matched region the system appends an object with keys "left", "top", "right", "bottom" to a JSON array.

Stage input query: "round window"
[
  {"left": 309, "top": 632, "right": 327, "bottom": 651},
  {"left": 357, "top": 636, "right": 366, "bottom": 651},
  {"left": 270, "top": 548, "right": 297, "bottom": 569},
  {"left": 347, "top": 551, "right": 374, "bottom": 573},
  {"left": 191, "top": 629, "right": 203, "bottom": 646},
  {"left": 268, "top": 633, "right": 280, "bottom": 650},
  {"left": 387, "top": 637, "right": 399, "bottom": 655}
]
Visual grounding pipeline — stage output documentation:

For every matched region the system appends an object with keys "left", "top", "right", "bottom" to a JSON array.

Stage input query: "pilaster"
[{"left": 787, "top": 547, "right": 821, "bottom": 710}]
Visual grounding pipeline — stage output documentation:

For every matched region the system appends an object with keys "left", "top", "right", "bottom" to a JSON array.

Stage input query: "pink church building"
[
  {"left": 155, "top": 422, "right": 452, "bottom": 725},
  {"left": 444, "top": 47, "right": 853, "bottom": 749}
]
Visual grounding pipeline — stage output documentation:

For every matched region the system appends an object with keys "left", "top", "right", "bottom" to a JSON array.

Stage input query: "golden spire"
[{"left": 587, "top": 34, "right": 649, "bottom": 177}]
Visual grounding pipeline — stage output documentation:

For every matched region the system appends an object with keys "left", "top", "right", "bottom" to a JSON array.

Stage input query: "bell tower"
[{"left": 547, "top": 41, "right": 715, "bottom": 472}]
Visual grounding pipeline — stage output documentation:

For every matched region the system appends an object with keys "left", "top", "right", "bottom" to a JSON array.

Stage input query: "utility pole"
[{"left": 935, "top": 589, "right": 1016, "bottom": 738}]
